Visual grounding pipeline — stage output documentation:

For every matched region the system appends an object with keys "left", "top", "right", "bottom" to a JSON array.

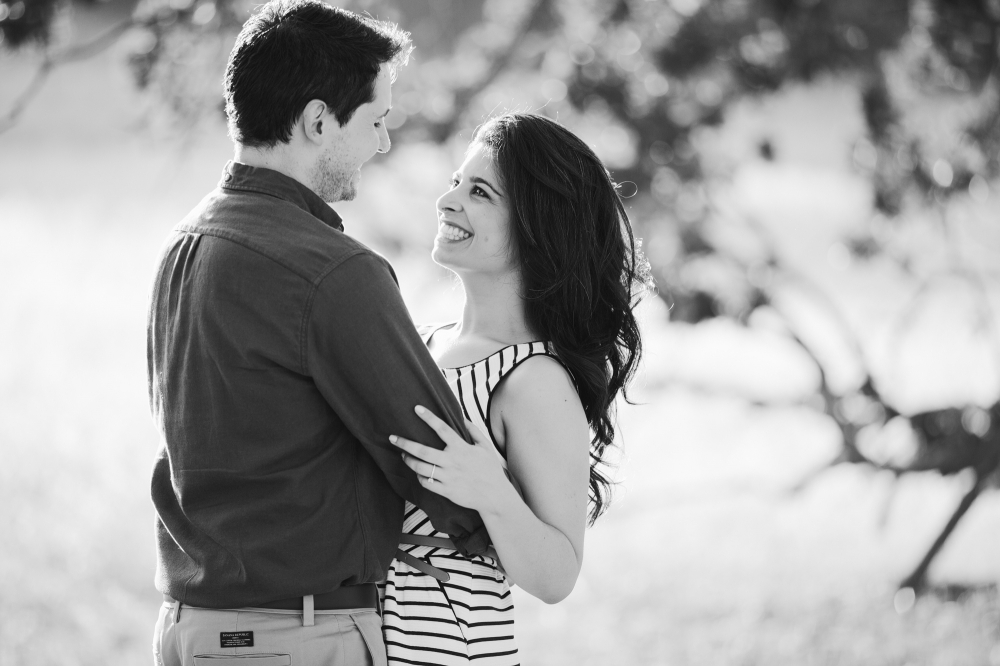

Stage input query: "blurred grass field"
[{"left": 2, "top": 49, "right": 999, "bottom": 665}]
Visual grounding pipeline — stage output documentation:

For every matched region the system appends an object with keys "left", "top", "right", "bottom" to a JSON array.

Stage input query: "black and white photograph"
[{"left": 1, "top": 0, "right": 999, "bottom": 664}]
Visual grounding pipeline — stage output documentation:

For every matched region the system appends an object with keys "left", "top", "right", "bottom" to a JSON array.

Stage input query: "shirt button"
[{"left": 224, "top": 173, "right": 232, "bottom": 182}]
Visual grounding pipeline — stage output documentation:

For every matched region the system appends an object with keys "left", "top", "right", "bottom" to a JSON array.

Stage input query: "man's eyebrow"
[{"left": 470, "top": 175, "right": 503, "bottom": 197}]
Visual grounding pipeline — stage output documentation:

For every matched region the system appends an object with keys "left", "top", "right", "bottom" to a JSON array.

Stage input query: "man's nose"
[{"left": 377, "top": 124, "right": 391, "bottom": 154}]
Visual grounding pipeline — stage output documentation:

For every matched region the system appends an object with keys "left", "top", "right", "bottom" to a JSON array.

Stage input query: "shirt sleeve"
[{"left": 305, "top": 251, "right": 490, "bottom": 555}]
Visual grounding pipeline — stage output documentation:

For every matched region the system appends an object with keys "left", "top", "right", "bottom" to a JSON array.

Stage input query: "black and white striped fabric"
[{"left": 381, "top": 324, "right": 560, "bottom": 666}]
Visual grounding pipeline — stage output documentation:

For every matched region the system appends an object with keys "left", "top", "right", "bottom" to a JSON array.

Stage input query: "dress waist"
[{"left": 397, "top": 534, "right": 505, "bottom": 582}]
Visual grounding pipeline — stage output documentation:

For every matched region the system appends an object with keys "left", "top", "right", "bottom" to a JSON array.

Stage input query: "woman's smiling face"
[{"left": 432, "top": 143, "right": 515, "bottom": 279}]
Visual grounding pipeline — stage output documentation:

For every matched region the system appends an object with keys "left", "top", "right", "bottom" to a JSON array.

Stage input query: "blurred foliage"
[
  {"left": 0, "top": 0, "right": 60, "bottom": 47},
  {"left": 5, "top": 0, "right": 999, "bottom": 447},
  {"left": 4, "top": 0, "right": 1000, "bottom": 588},
  {"left": 4, "top": 0, "right": 997, "bottom": 233},
  {"left": 11, "top": 0, "right": 996, "bottom": 321}
]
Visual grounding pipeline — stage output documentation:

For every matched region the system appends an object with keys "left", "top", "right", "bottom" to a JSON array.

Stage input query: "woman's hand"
[{"left": 389, "top": 406, "right": 516, "bottom": 515}]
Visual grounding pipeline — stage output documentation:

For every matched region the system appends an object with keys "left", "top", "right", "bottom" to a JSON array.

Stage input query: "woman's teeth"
[{"left": 439, "top": 222, "right": 472, "bottom": 241}]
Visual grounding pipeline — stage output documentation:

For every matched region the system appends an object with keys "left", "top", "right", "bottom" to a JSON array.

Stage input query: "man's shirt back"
[{"left": 147, "top": 162, "right": 486, "bottom": 608}]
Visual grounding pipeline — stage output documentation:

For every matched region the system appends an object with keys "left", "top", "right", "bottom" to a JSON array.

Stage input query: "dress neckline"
[{"left": 425, "top": 322, "right": 545, "bottom": 371}]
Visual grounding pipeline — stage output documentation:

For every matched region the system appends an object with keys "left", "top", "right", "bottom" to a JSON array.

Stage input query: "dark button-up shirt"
[{"left": 147, "top": 161, "right": 487, "bottom": 609}]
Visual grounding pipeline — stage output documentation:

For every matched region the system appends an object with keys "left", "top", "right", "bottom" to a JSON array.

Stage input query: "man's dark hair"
[{"left": 224, "top": 0, "right": 412, "bottom": 148}]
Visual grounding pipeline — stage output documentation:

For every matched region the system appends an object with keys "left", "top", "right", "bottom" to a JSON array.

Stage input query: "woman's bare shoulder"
[{"left": 494, "top": 354, "right": 584, "bottom": 427}]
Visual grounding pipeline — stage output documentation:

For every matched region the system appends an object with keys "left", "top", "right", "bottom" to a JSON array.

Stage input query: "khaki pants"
[{"left": 152, "top": 600, "right": 386, "bottom": 666}]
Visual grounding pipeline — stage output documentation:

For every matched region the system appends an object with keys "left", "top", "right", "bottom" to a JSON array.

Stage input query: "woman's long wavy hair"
[{"left": 473, "top": 113, "right": 651, "bottom": 524}]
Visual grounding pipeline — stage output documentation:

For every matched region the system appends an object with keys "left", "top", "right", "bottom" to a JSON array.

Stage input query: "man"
[{"left": 147, "top": 2, "right": 487, "bottom": 663}]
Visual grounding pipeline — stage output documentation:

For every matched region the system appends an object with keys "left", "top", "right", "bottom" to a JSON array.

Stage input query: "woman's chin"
[{"left": 430, "top": 245, "right": 457, "bottom": 270}]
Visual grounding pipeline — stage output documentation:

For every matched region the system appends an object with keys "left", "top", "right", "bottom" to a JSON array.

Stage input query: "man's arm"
[{"left": 305, "top": 251, "right": 489, "bottom": 554}]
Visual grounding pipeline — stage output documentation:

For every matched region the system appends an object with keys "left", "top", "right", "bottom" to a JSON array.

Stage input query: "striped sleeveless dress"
[{"left": 381, "top": 324, "right": 559, "bottom": 666}]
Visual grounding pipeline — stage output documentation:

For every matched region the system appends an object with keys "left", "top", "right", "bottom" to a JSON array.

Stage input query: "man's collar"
[{"left": 220, "top": 161, "right": 344, "bottom": 232}]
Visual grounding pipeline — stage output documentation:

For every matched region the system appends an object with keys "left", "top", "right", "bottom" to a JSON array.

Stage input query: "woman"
[{"left": 382, "top": 113, "right": 648, "bottom": 665}]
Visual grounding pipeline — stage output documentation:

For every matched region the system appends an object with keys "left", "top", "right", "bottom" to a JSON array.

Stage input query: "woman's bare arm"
[
  {"left": 483, "top": 355, "right": 590, "bottom": 603},
  {"left": 390, "top": 355, "right": 590, "bottom": 604}
]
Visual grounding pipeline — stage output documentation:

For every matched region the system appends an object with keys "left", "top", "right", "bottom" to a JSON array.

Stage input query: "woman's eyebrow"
[{"left": 470, "top": 176, "right": 502, "bottom": 197}]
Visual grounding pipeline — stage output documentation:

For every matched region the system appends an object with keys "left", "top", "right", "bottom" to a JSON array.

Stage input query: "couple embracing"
[{"left": 148, "top": 1, "right": 647, "bottom": 664}]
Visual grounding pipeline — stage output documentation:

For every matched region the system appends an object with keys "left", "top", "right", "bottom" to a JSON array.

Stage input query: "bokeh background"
[{"left": 2, "top": 0, "right": 1000, "bottom": 663}]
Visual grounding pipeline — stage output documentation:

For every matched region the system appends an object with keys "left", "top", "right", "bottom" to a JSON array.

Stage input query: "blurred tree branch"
[
  {"left": 425, "top": 0, "right": 554, "bottom": 141},
  {"left": 0, "top": 17, "right": 137, "bottom": 135},
  {"left": 4, "top": 0, "right": 1000, "bottom": 593}
]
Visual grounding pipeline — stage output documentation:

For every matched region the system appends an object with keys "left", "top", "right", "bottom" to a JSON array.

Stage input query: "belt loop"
[
  {"left": 172, "top": 599, "right": 182, "bottom": 624},
  {"left": 302, "top": 594, "right": 315, "bottom": 627},
  {"left": 351, "top": 612, "right": 387, "bottom": 666}
]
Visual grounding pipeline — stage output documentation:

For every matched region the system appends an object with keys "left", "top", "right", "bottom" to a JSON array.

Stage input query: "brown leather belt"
[
  {"left": 164, "top": 583, "right": 378, "bottom": 611},
  {"left": 396, "top": 535, "right": 505, "bottom": 583}
]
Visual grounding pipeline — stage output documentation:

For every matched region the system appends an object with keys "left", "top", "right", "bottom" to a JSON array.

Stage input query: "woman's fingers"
[
  {"left": 400, "top": 452, "right": 443, "bottom": 481},
  {"left": 414, "top": 406, "right": 467, "bottom": 446},
  {"left": 463, "top": 417, "right": 491, "bottom": 447},
  {"left": 392, "top": 409, "right": 507, "bottom": 511},
  {"left": 389, "top": 435, "right": 445, "bottom": 465},
  {"left": 418, "top": 474, "right": 446, "bottom": 492},
  {"left": 391, "top": 435, "right": 449, "bottom": 485}
]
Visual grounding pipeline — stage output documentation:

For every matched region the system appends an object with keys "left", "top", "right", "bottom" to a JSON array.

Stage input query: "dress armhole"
[
  {"left": 542, "top": 344, "right": 579, "bottom": 392},
  {"left": 484, "top": 347, "right": 578, "bottom": 458}
]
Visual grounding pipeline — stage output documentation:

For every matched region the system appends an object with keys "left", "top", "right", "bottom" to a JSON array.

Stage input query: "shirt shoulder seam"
[
  {"left": 297, "top": 250, "right": 382, "bottom": 374},
  {"left": 175, "top": 224, "right": 365, "bottom": 284}
]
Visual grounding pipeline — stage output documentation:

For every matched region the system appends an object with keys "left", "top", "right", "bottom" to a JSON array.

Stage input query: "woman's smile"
[
  {"left": 432, "top": 143, "right": 514, "bottom": 277},
  {"left": 437, "top": 220, "right": 473, "bottom": 242}
]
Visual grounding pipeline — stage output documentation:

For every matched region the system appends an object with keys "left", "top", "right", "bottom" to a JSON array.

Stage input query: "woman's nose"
[{"left": 436, "top": 188, "right": 461, "bottom": 212}]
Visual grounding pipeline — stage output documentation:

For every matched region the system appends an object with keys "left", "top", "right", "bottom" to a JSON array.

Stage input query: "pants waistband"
[{"left": 163, "top": 583, "right": 379, "bottom": 612}]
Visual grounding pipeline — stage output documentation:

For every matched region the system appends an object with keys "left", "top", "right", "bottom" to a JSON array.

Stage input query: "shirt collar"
[{"left": 220, "top": 161, "right": 344, "bottom": 232}]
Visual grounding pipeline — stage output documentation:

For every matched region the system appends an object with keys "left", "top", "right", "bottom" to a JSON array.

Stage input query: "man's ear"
[{"left": 301, "top": 99, "right": 330, "bottom": 145}]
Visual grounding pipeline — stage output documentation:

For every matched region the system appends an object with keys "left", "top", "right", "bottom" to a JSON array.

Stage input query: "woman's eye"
[
  {"left": 471, "top": 185, "right": 489, "bottom": 199},
  {"left": 449, "top": 177, "right": 460, "bottom": 188}
]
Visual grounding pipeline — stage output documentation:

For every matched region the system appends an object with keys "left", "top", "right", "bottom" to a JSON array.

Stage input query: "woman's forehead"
[
  {"left": 462, "top": 142, "right": 491, "bottom": 163},
  {"left": 459, "top": 144, "right": 498, "bottom": 176}
]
